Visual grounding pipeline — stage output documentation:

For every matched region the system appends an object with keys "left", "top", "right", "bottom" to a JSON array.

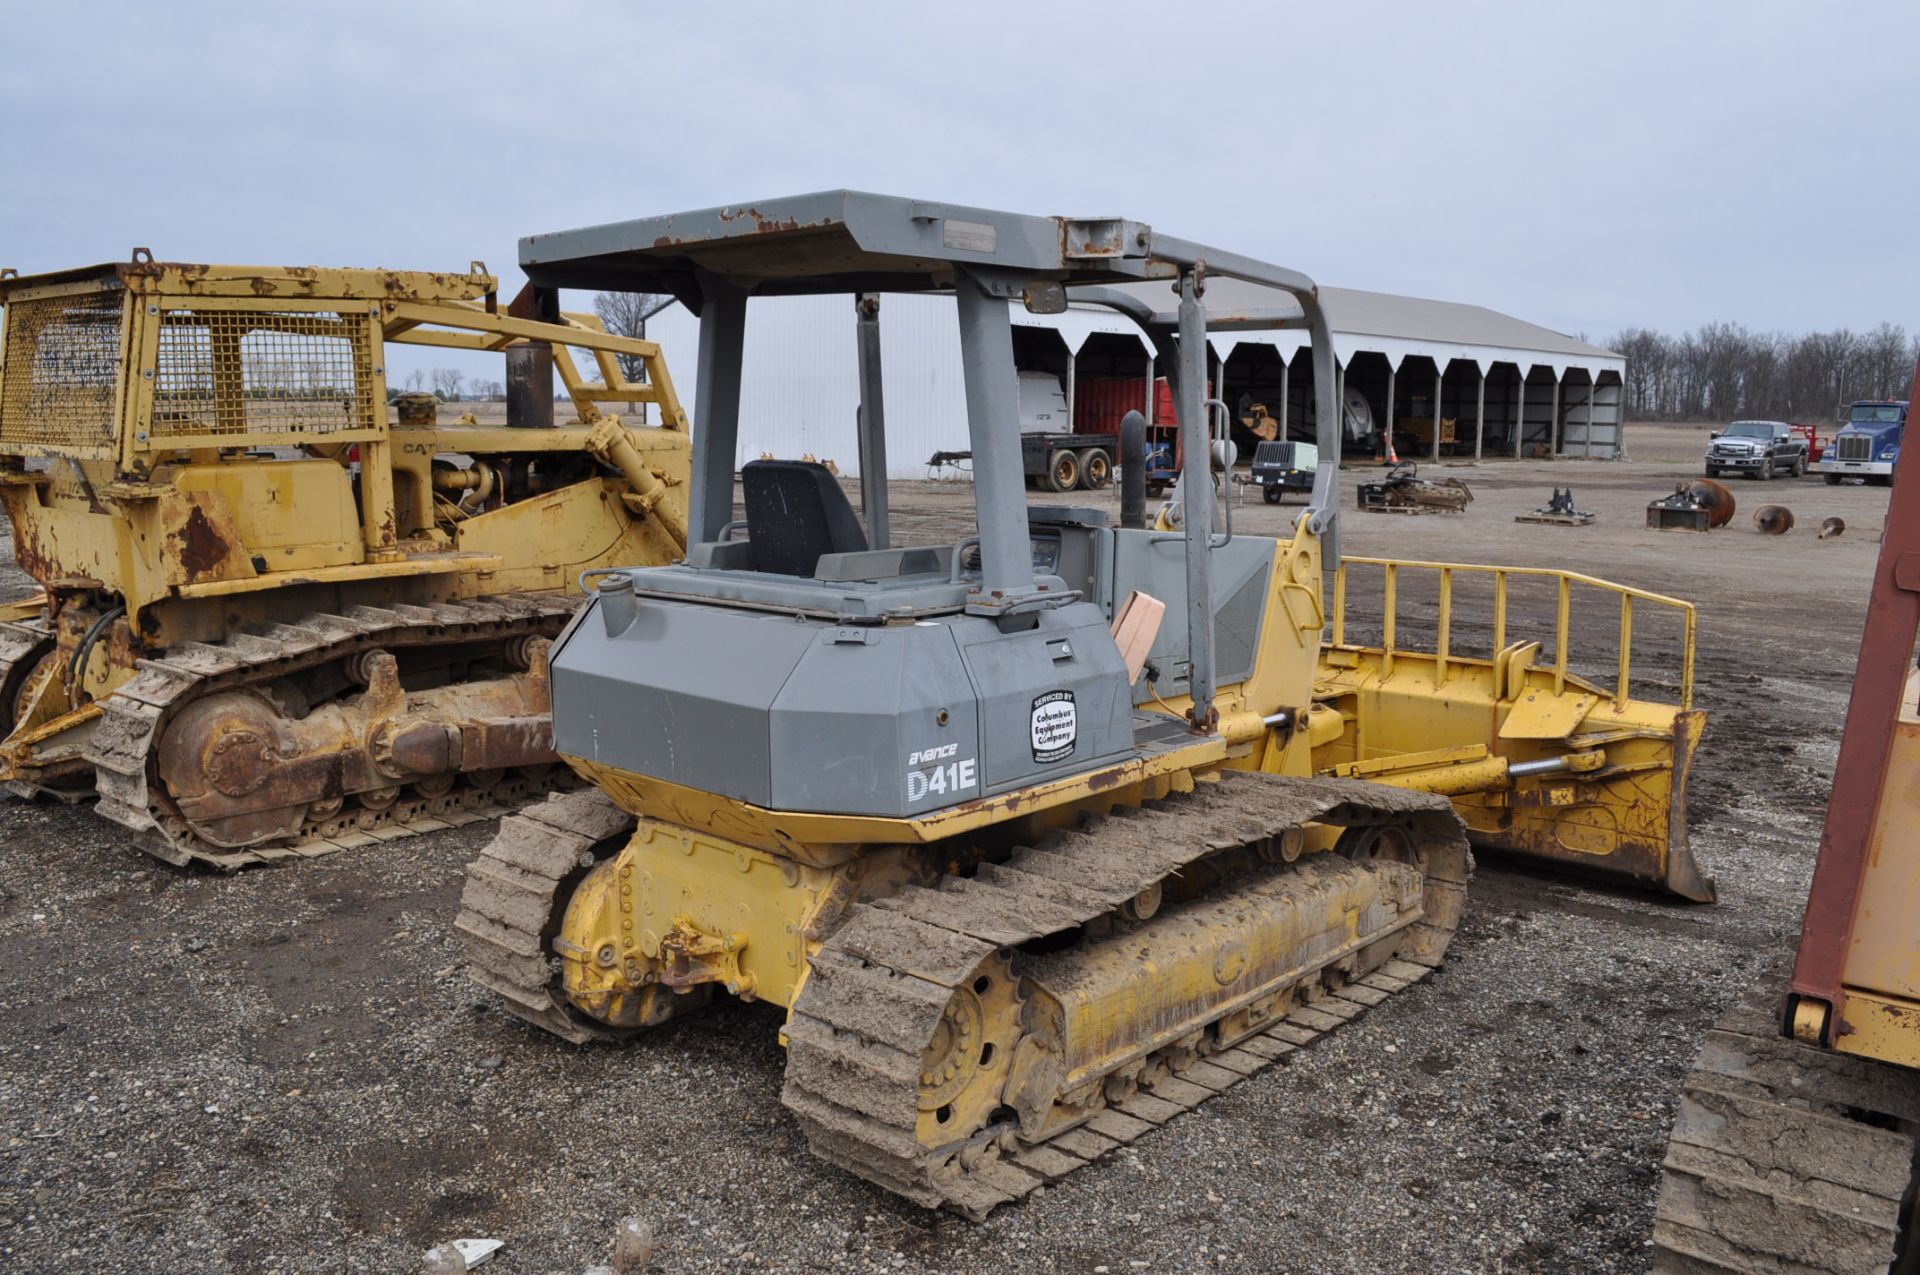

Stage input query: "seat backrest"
[{"left": 740, "top": 459, "right": 869, "bottom": 577}]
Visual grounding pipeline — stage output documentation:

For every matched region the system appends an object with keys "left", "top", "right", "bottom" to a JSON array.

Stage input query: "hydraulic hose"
[{"left": 68, "top": 604, "right": 126, "bottom": 704}]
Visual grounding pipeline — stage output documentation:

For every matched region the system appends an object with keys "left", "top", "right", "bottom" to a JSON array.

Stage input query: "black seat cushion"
[{"left": 740, "top": 460, "right": 869, "bottom": 577}]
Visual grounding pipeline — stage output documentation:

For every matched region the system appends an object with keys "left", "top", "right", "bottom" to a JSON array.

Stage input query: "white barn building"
[{"left": 636, "top": 283, "right": 1624, "bottom": 478}]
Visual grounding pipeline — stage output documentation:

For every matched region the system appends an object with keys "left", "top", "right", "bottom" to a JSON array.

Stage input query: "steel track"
[
  {"left": 460, "top": 771, "right": 1473, "bottom": 1218},
  {"left": 781, "top": 771, "right": 1471, "bottom": 1217},
  {"left": 1653, "top": 983, "right": 1920, "bottom": 1274},
  {"left": 454, "top": 787, "right": 640, "bottom": 1043},
  {"left": 71, "top": 594, "right": 578, "bottom": 869}
]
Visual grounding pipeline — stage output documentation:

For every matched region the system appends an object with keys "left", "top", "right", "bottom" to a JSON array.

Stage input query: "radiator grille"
[
  {"left": 0, "top": 292, "right": 126, "bottom": 452},
  {"left": 152, "top": 309, "right": 375, "bottom": 439},
  {"left": 1835, "top": 434, "right": 1872, "bottom": 462}
]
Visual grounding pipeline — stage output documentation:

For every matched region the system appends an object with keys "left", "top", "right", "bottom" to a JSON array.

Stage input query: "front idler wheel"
[{"left": 1339, "top": 822, "right": 1422, "bottom": 868}]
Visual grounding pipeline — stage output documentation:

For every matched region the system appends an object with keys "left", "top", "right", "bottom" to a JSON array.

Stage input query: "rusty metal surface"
[
  {"left": 167, "top": 499, "right": 239, "bottom": 581},
  {"left": 0, "top": 257, "right": 691, "bottom": 621},
  {"left": 1790, "top": 358, "right": 1920, "bottom": 1044},
  {"left": 0, "top": 291, "right": 124, "bottom": 454},
  {"left": 457, "top": 716, "right": 557, "bottom": 772},
  {"left": 154, "top": 648, "right": 557, "bottom": 850},
  {"left": 86, "top": 594, "right": 579, "bottom": 868},
  {"left": 1690, "top": 478, "right": 1736, "bottom": 526},
  {"left": 0, "top": 256, "right": 693, "bottom": 852},
  {"left": 655, "top": 919, "right": 749, "bottom": 992},
  {"left": 1753, "top": 505, "right": 1795, "bottom": 535},
  {"left": 0, "top": 259, "right": 496, "bottom": 305}
]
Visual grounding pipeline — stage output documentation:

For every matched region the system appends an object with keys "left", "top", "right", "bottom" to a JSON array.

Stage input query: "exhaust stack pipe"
[
  {"left": 505, "top": 284, "right": 559, "bottom": 429},
  {"left": 1119, "top": 410, "right": 1148, "bottom": 530}
]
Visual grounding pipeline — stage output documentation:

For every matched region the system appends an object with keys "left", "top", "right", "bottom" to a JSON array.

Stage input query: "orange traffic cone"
[{"left": 1384, "top": 430, "right": 1400, "bottom": 465}]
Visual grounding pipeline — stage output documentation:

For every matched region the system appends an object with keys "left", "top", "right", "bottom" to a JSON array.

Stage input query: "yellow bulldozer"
[
  {"left": 457, "top": 192, "right": 1710, "bottom": 1217},
  {"left": 0, "top": 253, "right": 690, "bottom": 866}
]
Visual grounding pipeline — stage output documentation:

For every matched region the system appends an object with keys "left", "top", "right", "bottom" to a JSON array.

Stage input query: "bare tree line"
[
  {"left": 398, "top": 367, "right": 504, "bottom": 401},
  {"left": 1609, "top": 321, "right": 1917, "bottom": 422}
]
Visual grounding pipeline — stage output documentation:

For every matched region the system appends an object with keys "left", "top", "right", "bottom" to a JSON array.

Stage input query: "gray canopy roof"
[{"left": 518, "top": 190, "right": 1318, "bottom": 324}]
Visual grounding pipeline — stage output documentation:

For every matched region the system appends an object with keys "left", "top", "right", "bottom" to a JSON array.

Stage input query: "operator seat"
[{"left": 740, "top": 459, "right": 869, "bottom": 577}]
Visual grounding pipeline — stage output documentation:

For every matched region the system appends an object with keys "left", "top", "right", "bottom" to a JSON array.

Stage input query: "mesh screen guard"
[
  {"left": 0, "top": 292, "right": 126, "bottom": 451},
  {"left": 151, "top": 308, "right": 376, "bottom": 439}
]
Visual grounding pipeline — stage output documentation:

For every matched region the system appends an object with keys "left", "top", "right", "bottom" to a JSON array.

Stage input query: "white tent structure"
[{"left": 634, "top": 283, "right": 1624, "bottom": 477}]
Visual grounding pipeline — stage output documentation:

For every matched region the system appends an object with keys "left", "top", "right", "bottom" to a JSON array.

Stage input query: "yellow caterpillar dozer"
[
  {"left": 0, "top": 253, "right": 690, "bottom": 866},
  {"left": 457, "top": 193, "right": 1708, "bottom": 1219}
]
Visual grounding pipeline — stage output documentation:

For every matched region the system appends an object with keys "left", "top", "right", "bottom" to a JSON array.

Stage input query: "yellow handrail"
[{"left": 1332, "top": 557, "right": 1697, "bottom": 710}]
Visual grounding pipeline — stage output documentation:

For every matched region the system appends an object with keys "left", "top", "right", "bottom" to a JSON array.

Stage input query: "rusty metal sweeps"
[
  {"left": 1356, "top": 463, "right": 1473, "bottom": 515},
  {"left": 1819, "top": 517, "right": 1846, "bottom": 539},
  {"left": 1515, "top": 487, "right": 1595, "bottom": 526},
  {"left": 1647, "top": 479, "right": 1736, "bottom": 531},
  {"left": 1753, "top": 506, "right": 1795, "bottom": 535}
]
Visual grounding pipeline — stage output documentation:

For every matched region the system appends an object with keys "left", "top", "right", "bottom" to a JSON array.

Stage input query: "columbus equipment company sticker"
[{"left": 1030, "top": 690, "right": 1077, "bottom": 763}]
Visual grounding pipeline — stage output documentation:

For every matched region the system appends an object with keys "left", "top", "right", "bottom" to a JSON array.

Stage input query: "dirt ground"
[{"left": 0, "top": 423, "right": 1894, "bottom": 1273}]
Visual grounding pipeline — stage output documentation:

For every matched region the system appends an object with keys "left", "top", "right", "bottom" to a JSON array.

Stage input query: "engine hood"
[{"left": 1837, "top": 424, "right": 1902, "bottom": 443}]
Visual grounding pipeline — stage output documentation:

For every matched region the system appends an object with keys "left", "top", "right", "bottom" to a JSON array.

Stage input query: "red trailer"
[
  {"left": 1790, "top": 421, "right": 1830, "bottom": 463},
  {"left": 1070, "top": 377, "right": 1189, "bottom": 432}
]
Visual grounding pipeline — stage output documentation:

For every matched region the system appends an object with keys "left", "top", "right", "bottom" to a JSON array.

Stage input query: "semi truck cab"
[{"left": 1821, "top": 399, "right": 1906, "bottom": 485}]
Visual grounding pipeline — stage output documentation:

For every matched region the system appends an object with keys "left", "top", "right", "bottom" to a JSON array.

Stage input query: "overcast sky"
[{"left": 4, "top": 1, "right": 1914, "bottom": 360}]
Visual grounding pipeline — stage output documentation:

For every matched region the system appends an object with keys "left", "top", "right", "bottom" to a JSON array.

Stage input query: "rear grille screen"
[{"left": 0, "top": 292, "right": 126, "bottom": 452}]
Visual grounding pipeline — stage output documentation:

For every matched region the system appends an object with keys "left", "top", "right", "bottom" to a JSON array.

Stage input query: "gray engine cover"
[{"left": 551, "top": 595, "right": 1133, "bottom": 818}]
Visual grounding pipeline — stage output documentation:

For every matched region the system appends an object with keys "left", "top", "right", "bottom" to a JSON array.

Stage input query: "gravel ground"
[{"left": 0, "top": 425, "right": 1889, "bottom": 1273}]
